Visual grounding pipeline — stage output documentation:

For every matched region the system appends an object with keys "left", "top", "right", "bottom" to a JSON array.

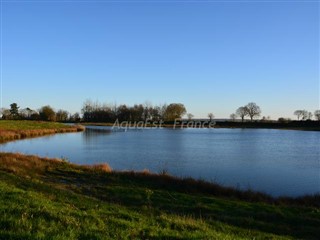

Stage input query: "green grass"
[
  {"left": 0, "top": 120, "right": 84, "bottom": 143},
  {"left": 0, "top": 120, "right": 79, "bottom": 131},
  {"left": 0, "top": 153, "right": 319, "bottom": 239}
]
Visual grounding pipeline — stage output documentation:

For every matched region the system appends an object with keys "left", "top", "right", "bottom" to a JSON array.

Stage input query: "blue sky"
[{"left": 1, "top": 0, "right": 319, "bottom": 119}]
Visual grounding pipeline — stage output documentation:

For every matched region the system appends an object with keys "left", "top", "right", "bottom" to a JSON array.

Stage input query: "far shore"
[{"left": 81, "top": 120, "right": 320, "bottom": 131}]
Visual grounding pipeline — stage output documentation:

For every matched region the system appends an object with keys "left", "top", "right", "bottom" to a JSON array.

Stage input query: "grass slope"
[
  {"left": 0, "top": 153, "right": 319, "bottom": 239},
  {"left": 0, "top": 120, "right": 84, "bottom": 143}
]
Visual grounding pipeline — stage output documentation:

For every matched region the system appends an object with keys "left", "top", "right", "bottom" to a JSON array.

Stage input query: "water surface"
[{"left": 1, "top": 126, "right": 319, "bottom": 197}]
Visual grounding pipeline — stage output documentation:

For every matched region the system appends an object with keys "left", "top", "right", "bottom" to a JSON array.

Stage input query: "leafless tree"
[
  {"left": 301, "top": 110, "right": 309, "bottom": 120},
  {"left": 187, "top": 113, "right": 194, "bottom": 120},
  {"left": 56, "top": 109, "right": 70, "bottom": 122},
  {"left": 0, "top": 108, "right": 10, "bottom": 119},
  {"left": 230, "top": 113, "right": 237, "bottom": 121},
  {"left": 294, "top": 110, "right": 302, "bottom": 120},
  {"left": 236, "top": 106, "right": 248, "bottom": 122},
  {"left": 314, "top": 110, "right": 320, "bottom": 121},
  {"left": 208, "top": 113, "right": 214, "bottom": 121},
  {"left": 245, "top": 102, "right": 261, "bottom": 121}
]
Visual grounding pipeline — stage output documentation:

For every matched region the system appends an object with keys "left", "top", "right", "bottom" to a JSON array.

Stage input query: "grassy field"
[
  {"left": 0, "top": 120, "right": 84, "bottom": 143},
  {"left": 0, "top": 152, "right": 319, "bottom": 239}
]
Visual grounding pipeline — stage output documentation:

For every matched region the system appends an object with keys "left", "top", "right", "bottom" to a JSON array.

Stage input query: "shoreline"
[
  {"left": 1, "top": 152, "right": 319, "bottom": 206},
  {"left": 81, "top": 121, "right": 320, "bottom": 131}
]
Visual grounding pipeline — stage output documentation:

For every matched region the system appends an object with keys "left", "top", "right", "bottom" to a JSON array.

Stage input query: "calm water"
[{"left": 1, "top": 126, "right": 319, "bottom": 197}]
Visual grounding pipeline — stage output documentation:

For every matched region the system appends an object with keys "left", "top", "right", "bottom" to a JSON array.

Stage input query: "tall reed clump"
[{"left": 87, "top": 163, "right": 112, "bottom": 173}]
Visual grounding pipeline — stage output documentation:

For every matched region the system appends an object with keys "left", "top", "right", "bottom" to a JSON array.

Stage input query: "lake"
[{"left": 1, "top": 126, "right": 319, "bottom": 197}]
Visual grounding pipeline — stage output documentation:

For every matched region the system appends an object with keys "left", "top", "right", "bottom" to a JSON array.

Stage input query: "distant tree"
[
  {"left": 26, "top": 107, "right": 34, "bottom": 119},
  {"left": 18, "top": 108, "right": 28, "bottom": 119},
  {"left": 301, "top": 110, "right": 309, "bottom": 120},
  {"left": 30, "top": 112, "right": 40, "bottom": 120},
  {"left": 208, "top": 113, "right": 214, "bottom": 121},
  {"left": 81, "top": 99, "right": 94, "bottom": 122},
  {"left": 164, "top": 103, "right": 187, "bottom": 121},
  {"left": 143, "top": 101, "right": 153, "bottom": 120},
  {"left": 0, "top": 108, "right": 4, "bottom": 118},
  {"left": 187, "top": 113, "right": 194, "bottom": 120},
  {"left": 150, "top": 106, "right": 161, "bottom": 121},
  {"left": 158, "top": 104, "right": 168, "bottom": 121},
  {"left": 10, "top": 103, "right": 20, "bottom": 119},
  {"left": 131, "top": 104, "right": 144, "bottom": 121},
  {"left": 117, "top": 104, "right": 131, "bottom": 122},
  {"left": 278, "top": 117, "right": 291, "bottom": 123},
  {"left": 236, "top": 106, "right": 248, "bottom": 122},
  {"left": 230, "top": 113, "right": 237, "bottom": 121},
  {"left": 245, "top": 102, "right": 261, "bottom": 121},
  {"left": 72, "top": 112, "right": 81, "bottom": 122},
  {"left": 39, "top": 105, "right": 56, "bottom": 121},
  {"left": 294, "top": 110, "right": 303, "bottom": 120},
  {"left": 0, "top": 108, "right": 11, "bottom": 119},
  {"left": 307, "top": 112, "right": 313, "bottom": 120},
  {"left": 314, "top": 110, "right": 320, "bottom": 121},
  {"left": 260, "top": 116, "right": 271, "bottom": 122},
  {"left": 56, "top": 109, "right": 69, "bottom": 122}
]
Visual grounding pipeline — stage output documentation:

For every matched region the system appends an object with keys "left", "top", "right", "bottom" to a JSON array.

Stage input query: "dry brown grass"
[
  {"left": 141, "top": 169, "right": 151, "bottom": 175},
  {"left": 89, "top": 163, "right": 112, "bottom": 173},
  {"left": 0, "top": 152, "right": 64, "bottom": 177},
  {"left": 0, "top": 152, "right": 113, "bottom": 179},
  {"left": 0, "top": 124, "right": 85, "bottom": 143}
]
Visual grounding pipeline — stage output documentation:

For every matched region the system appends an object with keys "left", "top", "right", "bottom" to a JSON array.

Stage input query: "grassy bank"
[
  {"left": 0, "top": 120, "right": 85, "bottom": 143},
  {"left": 0, "top": 152, "right": 319, "bottom": 239}
]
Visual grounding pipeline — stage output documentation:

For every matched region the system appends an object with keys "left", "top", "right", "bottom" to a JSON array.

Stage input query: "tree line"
[
  {"left": 1, "top": 103, "right": 80, "bottom": 122},
  {"left": 81, "top": 100, "right": 186, "bottom": 122},
  {"left": 0, "top": 101, "right": 188, "bottom": 123},
  {"left": 1, "top": 101, "right": 319, "bottom": 122},
  {"left": 293, "top": 110, "right": 320, "bottom": 121},
  {"left": 229, "top": 103, "right": 320, "bottom": 122}
]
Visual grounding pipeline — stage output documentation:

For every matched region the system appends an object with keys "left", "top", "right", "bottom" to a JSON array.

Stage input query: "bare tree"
[
  {"left": 236, "top": 106, "right": 248, "bottom": 122},
  {"left": 294, "top": 110, "right": 303, "bottom": 120},
  {"left": 187, "top": 113, "right": 194, "bottom": 120},
  {"left": 0, "top": 108, "right": 10, "bottom": 119},
  {"left": 208, "top": 113, "right": 214, "bottom": 121},
  {"left": 158, "top": 103, "right": 168, "bottom": 121},
  {"left": 307, "top": 112, "right": 313, "bottom": 120},
  {"left": 143, "top": 101, "right": 153, "bottom": 120},
  {"left": 56, "top": 109, "right": 70, "bottom": 122},
  {"left": 230, "top": 113, "right": 237, "bottom": 121},
  {"left": 245, "top": 102, "right": 261, "bottom": 121},
  {"left": 301, "top": 110, "right": 309, "bottom": 120},
  {"left": 314, "top": 110, "right": 320, "bottom": 121}
]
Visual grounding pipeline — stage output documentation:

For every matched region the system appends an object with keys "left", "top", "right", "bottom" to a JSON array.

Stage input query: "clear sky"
[{"left": 1, "top": 0, "right": 319, "bottom": 119}]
